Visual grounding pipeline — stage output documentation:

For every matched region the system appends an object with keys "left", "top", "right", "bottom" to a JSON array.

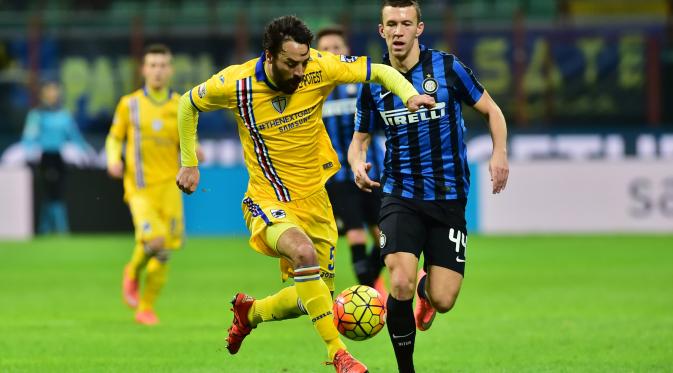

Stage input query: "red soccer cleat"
[
  {"left": 225, "top": 293, "right": 255, "bottom": 355},
  {"left": 327, "top": 349, "right": 368, "bottom": 373},
  {"left": 372, "top": 276, "right": 388, "bottom": 305},
  {"left": 135, "top": 309, "right": 159, "bottom": 325},
  {"left": 414, "top": 269, "right": 436, "bottom": 331},
  {"left": 122, "top": 265, "right": 139, "bottom": 309}
]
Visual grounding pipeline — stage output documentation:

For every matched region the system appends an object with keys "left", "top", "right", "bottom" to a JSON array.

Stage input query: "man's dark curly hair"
[{"left": 263, "top": 15, "right": 314, "bottom": 57}]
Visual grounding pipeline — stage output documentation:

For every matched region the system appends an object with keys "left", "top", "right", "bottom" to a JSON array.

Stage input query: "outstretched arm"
[
  {"left": 473, "top": 90, "right": 508, "bottom": 194},
  {"left": 322, "top": 51, "right": 434, "bottom": 111},
  {"left": 369, "top": 63, "right": 435, "bottom": 111}
]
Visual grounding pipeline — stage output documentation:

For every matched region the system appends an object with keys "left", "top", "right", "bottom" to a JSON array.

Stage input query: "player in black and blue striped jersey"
[
  {"left": 349, "top": 1, "right": 509, "bottom": 372},
  {"left": 317, "top": 27, "right": 388, "bottom": 301}
]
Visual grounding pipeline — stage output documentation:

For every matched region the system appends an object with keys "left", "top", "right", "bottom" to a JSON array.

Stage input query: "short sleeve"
[
  {"left": 188, "top": 67, "right": 237, "bottom": 112},
  {"left": 451, "top": 57, "right": 485, "bottom": 106},
  {"left": 318, "top": 50, "right": 371, "bottom": 86}
]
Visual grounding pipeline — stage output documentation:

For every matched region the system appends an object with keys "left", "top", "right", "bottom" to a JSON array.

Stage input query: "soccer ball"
[{"left": 333, "top": 285, "right": 386, "bottom": 341}]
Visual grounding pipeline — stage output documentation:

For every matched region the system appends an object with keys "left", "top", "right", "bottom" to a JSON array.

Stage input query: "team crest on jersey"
[
  {"left": 218, "top": 75, "right": 225, "bottom": 84},
  {"left": 379, "top": 232, "right": 387, "bottom": 248},
  {"left": 197, "top": 83, "right": 207, "bottom": 98},
  {"left": 152, "top": 119, "right": 163, "bottom": 131},
  {"left": 422, "top": 75, "right": 438, "bottom": 94},
  {"left": 271, "top": 96, "right": 287, "bottom": 114},
  {"left": 340, "top": 55, "right": 358, "bottom": 63},
  {"left": 270, "top": 209, "right": 286, "bottom": 219}
]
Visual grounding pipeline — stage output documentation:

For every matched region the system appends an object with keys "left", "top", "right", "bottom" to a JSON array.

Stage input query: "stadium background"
[
  {"left": 1, "top": 0, "right": 672, "bottom": 236},
  {"left": 0, "top": 1, "right": 672, "bottom": 372}
]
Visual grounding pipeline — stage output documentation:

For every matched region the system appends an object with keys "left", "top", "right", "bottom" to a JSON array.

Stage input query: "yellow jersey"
[
  {"left": 188, "top": 49, "right": 370, "bottom": 202},
  {"left": 108, "top": 88, "right": 181, "bottom": 194}
]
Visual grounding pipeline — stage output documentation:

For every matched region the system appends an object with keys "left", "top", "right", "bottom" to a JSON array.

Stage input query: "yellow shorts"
[
  {"left": 242, "top": 188, "right": 338, "bottom": 290},
  {"left": 127, "top": 181, "right": 184, "bottom": 250}
]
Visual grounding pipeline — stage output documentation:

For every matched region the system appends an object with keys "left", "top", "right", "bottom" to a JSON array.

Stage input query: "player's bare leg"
[
  {"left": 385, "top": 252, "right": 418, "bottom": 373},
  {"left": 423, "top": 265, "right": 462, "bottom": 313}
]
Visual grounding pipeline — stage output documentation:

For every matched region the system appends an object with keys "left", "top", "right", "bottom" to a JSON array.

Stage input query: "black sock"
[
  {"left": 417, "top": 274, "right": 428, "bottom": 300},
  {"left": 386, "top": 296, "right": 416, "bottom": 373},
  {"left": 351, "top": 244, "right": 371, "bottom": 285},
  {"left": 369, "top": 244, "right": 384, "bottom": 276},
  {"left": 351, "top": 243, "right": 366, "bottom": 262}
]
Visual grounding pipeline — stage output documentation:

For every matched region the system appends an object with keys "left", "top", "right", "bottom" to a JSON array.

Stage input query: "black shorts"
[
  {"left": 326, "top": 181, "right": 382, "bottom": 235},
  {"left": 378, "top": 195, "right": 468, "bottom": 275}
]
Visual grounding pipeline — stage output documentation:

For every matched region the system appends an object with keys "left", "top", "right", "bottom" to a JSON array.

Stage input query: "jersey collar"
[
  {"left": 255, "top": 52, "right": 280, "bottom": 91},
  {"left": 143, "top": 86, "right": 174, "bottom": 106},
  {"left": 383, "top": 44, "right": 430, "bottom": 75}
]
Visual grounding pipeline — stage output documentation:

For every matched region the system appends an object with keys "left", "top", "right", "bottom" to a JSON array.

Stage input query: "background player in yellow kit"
[
  {"left": 106, "top": 44, "right": 201, "bottom": 325},
  {"left": 175, "top": 16, "right": 434, "bottom": 372}
]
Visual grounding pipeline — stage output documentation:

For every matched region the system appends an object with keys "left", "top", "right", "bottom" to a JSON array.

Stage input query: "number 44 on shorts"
[{"left": 449, "top": 228, "right": 467, "bottom": 263}]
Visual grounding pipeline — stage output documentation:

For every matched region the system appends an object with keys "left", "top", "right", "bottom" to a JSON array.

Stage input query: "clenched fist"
[{"left": 176, "top": 166, "right": 200, "bottom": 195}]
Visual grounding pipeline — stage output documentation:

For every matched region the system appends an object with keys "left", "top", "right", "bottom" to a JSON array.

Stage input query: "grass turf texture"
[{"left": 0, "top": 235, "right": 672, "bottom": 372}]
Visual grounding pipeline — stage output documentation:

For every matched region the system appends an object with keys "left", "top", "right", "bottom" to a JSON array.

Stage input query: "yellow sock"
[
  {"left": 248, "top": 286, "right": 305, "bottom": 327},
  {"left": 127, "top": 242, "right": 150, "bottom": 281},
  {"left": 139, "top": 257, "right": 168, "bottom": 312},
  {"left": 294, "top": 266, "right": 346, "bottom": 360}
]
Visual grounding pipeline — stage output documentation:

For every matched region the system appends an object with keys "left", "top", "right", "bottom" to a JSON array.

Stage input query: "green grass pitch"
[{"left": 1, "top": 235, "right": 672, "bottom": 372}]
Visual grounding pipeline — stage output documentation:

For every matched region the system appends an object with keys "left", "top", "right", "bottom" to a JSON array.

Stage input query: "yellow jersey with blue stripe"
[
  {"left": 188, "top": 49, "right": 371, "bottom": 202},
  {"left": 109, "top": 88, "right": 181, "bottom": 195}
]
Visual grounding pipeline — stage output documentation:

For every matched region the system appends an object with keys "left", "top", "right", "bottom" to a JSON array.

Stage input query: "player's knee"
[
  {"left": 291, "top": 242, "right": 317, "bottom": 267},
  {"left": 345, "top": 229, "right": 367, "bottom": 245},
  {"left": 389, "top": 272, "right": 415, "bottom": 300},
  {"left": 433, "top": 296, "right": 457, "bottom": 313},
  {"left": 146, "top": 236, "right": 165, "bottom": 251},
  {"left": 430, "top": 290, "right": 459, "bottom": 313}
]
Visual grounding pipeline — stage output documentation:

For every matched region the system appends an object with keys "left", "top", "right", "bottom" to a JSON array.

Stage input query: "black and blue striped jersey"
[
  {"left": 324, "top": 83, "right": 384, "bottom": 183},
  {"left": 355, "top": 45, "right": 484, "bottom": 201}
]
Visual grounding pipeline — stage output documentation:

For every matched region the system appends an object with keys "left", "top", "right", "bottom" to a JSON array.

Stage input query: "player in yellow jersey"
[
  {"left": 176, "top": 16, "right": 434, "bottom": 372},
  {"left": 106, "top": 44, "right": 200, "bottom": 325}
]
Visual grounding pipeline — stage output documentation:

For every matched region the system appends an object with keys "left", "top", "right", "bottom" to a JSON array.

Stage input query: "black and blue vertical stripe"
[
  {"left": 355, "top": 45, "right": 484, "bottom": 201},
  {"left": 324, "top": 84, "right": 383, "bottom": 183}
]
